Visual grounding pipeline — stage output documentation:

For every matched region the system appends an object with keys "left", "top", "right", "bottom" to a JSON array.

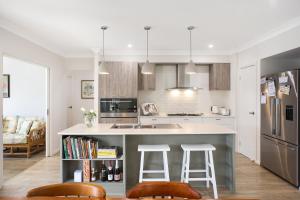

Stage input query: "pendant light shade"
[
  {"left": 185, "top": 26, "right": 196, "bottom": 75},
  {"left": 185, "top": 60, "right": 197, "bottom": 75},
  {"left": 141, "top": 26, "right": 154, "bottom": 74},
  {"left": 99, "top": 26, "right": 109, "bottom": 75},
  {"left": 98, "top": 61, "right": 109, "bottom": 74},
  {"left": 141, "top": 60, "right": 155, "bottom": 74}
]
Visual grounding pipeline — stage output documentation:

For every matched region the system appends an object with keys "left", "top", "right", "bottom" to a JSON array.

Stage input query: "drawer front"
[
  {"left": 140, "top": 117, "right": 170, "bottom": 124},
  {"left": 203, "top": 118, "right": 235, "bottom": 129},
  {"left": 169, "top": 117, "right": 202, "bottom": 123}
]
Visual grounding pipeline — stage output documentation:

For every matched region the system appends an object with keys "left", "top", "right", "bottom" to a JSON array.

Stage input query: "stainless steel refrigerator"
[{"left": 261, "top": 70, "right": 299, "bottom": 187}]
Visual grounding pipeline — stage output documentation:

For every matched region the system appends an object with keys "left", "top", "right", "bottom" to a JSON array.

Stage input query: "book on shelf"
[
  {"left": 97, "top": 146, "right": 118, "bottom": 159},
  {"left": 63, "top": 136, "right": 99, "bottom": 159}
]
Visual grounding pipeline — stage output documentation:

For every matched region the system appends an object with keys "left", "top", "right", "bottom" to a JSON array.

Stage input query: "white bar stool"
[
  {"left": 181, "top": 144, "right": 218, "bottom": 199},
  {"left": 138, "top": 144, "right": 170, "bottom": 182}
]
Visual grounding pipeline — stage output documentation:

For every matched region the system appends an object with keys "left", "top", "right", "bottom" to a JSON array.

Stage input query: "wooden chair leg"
[{"left": 27, "top": 145, "right": 31, "bottom": 158}]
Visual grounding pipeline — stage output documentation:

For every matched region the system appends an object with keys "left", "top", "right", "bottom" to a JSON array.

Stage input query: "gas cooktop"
[{"left": 167, "top": 113, "right": 203, "bottom": 116}]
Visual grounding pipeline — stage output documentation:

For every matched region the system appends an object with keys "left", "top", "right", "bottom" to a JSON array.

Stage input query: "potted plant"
[{"left": 81, "top": 107, "right": 97, "bottom": 128}]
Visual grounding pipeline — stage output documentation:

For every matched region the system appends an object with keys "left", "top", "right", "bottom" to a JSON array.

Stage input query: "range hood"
[{"left": 166, "top": 64, "right": 201, "bottom": 91}]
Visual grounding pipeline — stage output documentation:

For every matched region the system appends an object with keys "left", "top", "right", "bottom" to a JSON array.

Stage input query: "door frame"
[
  {"left": 1, "top": 54, "right": 51, "bottom": 157},
  {"left": 237, "top": 64, "right": 259, "bottom": 162}
]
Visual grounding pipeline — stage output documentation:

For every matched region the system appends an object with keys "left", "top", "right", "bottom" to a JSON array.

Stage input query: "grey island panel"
[{"left": 125, "top": 134, "right": 235, "bottom": 192}]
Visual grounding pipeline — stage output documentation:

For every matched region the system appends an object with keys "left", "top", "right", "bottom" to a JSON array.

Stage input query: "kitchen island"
[{"left": 58, "top": 123, "right": 236, "bottom": 195}]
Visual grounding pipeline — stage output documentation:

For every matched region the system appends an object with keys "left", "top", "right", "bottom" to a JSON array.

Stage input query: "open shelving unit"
[{"left": 60, "top": 134, "right": 126, "bottom": 196}]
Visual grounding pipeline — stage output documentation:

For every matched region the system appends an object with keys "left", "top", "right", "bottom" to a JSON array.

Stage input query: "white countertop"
[
  {"left": 58, "top": 123, "right": 236, "bottom": 136},
  {"left": 140, "top": 113, "right": 235, "bottom": 118}
]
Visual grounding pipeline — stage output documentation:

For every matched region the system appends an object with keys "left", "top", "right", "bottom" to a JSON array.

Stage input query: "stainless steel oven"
[{"left": 100, "top": 98, "right": 138, "bottom": 118}]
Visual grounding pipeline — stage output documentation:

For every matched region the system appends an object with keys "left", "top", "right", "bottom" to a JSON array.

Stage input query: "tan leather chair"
[
  {"left": 126, "top": 181, "right": 202, "bottom": 199},
  {"left": 27, "top": 183, "right": 106, "bottom": 199}
]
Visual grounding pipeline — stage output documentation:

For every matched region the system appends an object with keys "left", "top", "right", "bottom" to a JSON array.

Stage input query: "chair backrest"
[
  {"left": 26, "top": 183, "right": 106, "bottom": 199},
  {"left": 126, "top": 182, "right": 201, "bottom": 199}
]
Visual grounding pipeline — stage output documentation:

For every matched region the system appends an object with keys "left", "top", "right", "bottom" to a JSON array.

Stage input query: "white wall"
[
  {"left": 0, "top": 27, "right": 68, "bottom": 160},
  {"left": 236, "top": 25, "right": 300, "bottom": 164},
  {"left": 64, "top": 57, "right": 94, "bottom": 126},
  {"left": 139, "top": 64, "right": 233, "bottom": 114},
  {"left": 3, "top": 56, "right": 46, "bottom": 118},
  {"left": 67, "top": 70, "right": 94, "bottom": 125}
]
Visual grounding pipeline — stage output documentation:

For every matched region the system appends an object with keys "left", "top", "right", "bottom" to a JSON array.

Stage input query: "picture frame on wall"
[
  {"left": 3, "top": 74, "right": 10, "bottom": 98},
  {"left": 81, "top": 80, "right": 94, "bottom": 99}
]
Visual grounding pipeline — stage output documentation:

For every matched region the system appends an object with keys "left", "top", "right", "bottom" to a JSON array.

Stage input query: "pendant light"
[
  {"left": 185, "top": 26, "right": 197, "bottom": 75},
  {"left": 141, "top": 26, "right": 154, "bottom": 74},
  {"left": 98, "top": 26, "right": 109, "bottom": 75}
]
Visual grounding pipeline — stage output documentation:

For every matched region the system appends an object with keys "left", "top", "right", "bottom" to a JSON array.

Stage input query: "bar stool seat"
[
  {"left": 138, "top": 144, "right": 170, "bottom": 152},
  {"left": 181, "top": 144, "right": 218, "bottom": 199},
  {"left": 181, "top": 144, "right": 216, "bottom": 151},
  {"left": 138, "top": 144, "right": 170, "bottom": 183}
]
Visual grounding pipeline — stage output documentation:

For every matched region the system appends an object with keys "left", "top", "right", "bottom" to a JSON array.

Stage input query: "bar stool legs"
[
  {"left": 205, "top": 151, "right": 209, "bottom": 188},
  {"left": 209, "top": 151, "right": 218, "bottom": 199},
  {"left": 138, "top": 145, "right": 170, "bottom": 182},
  {"left": 163, "top": 151, "right": 170, "bottom": 181},
  {"left": 139, "top": 151, "right": 145, "bottom": 183},
  {"left": 181, "top": 144, "right": 218, "bottom": 199}
]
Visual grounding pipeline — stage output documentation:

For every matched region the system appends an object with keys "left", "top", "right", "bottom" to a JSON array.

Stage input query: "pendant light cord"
[
  {"left": 146, "top": 28, "right": 149, "bottom": 61},
  {"left": 102, "top": 28, "right": 105, "bottom": 61},
  {"left": 189, "top": 28, "right": 192, "bottom": 61}
]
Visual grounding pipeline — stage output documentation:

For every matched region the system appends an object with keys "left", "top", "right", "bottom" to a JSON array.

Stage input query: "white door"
[
  {"left": 66, "top": 75, "right": 73, "bottom": 127},
  {"left": 238, "top": 65, "right": 257, "bottom": 160}
]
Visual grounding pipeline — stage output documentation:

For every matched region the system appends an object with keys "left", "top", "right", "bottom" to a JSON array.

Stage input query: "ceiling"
[{"left": 0, "top": 0, "right": 300, "bottom": 57}]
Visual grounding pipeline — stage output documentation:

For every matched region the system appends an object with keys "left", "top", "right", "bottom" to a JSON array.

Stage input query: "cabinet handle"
[
  {"left": 152, "top": 118, "right": 157, "bottom": 121},
  {"left": 215, "top": 118, "right": 221, "bottom": 121},
  {"left": 184, "top": 118, "right": 189, "bottom": 121}
]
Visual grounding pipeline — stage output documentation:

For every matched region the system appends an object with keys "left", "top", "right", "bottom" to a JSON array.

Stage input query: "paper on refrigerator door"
[
  {"left": 260, "top": 77, "right": 266, "bottom": 85},
  {"left": 279, "top": 76, "right": 288, "bottom": 84},
  {"left": 261, "top": 94, "right": 267, "bottom": 104},
  {"left": 279, "top": 85, "right": 291, "bottom": 95},
  {"left": 267, "top": 81, "right": 276, "bottom": 96}
]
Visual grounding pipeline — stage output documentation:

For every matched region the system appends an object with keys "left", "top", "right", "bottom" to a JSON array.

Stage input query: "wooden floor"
[{"left": 0, "top": 153, "right": 299, "bottom": 199}]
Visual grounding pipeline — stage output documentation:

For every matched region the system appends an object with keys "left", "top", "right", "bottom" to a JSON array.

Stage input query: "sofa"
[{"left": 3, "top": 116, "right": 46, "bottom": 158}]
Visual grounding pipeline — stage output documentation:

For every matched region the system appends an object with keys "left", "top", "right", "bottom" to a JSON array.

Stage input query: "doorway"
[
  {"left": 238, "top": 65, "right": 257, "bottom": 161},
  {"left": 2, "top": 56, "right": 50, "bottom": 181}
]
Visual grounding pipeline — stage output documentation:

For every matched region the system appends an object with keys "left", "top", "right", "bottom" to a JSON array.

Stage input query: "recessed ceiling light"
[
  {"left": 208, "top": 44, "right": 214, "bottom": 48},
  {"left": 127, "top": 44, "right": 133, "bottom": 48}
]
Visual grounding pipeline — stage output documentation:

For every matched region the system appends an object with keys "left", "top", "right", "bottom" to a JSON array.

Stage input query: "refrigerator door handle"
[
  {"left": 275, "top": 98, "right": 281, "bottom": 137},
  {"left": 263, "top": 135, "right": 278, "bottom": 145},
  {"left": 271, "top": 98, "right": 276, "bottom": 135}
]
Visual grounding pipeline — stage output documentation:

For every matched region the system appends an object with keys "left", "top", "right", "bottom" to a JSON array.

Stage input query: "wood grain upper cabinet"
[
  {"left": 99, "top": 62, "right": 138, "bottom": 98},
  {"left": 138, "top": 64, "right": 156, "bottom": 90},
  {"left": 209, "top": 63, "right": 230, "bottom": 90}
]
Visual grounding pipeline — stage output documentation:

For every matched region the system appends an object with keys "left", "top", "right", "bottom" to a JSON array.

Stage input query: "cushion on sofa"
[
  {"left": 16, "top": 117, "right": 25, "bottom": 133},
  {"left": 3, "top": 116, "right": 18, "bottom": 133},
  {"left": 18, "top": 120, "right": 33, "bottom": 135},
  {"left": 30, "top": 120, "right": 45, "bottom": 131},
  {"left": 3, "top": 133, "right": 27, "bottom": 144}
]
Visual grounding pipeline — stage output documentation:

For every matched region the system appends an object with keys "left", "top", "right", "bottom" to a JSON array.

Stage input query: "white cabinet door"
[{"left": 203, "top": 117, "right": 235, "bottom": 129}]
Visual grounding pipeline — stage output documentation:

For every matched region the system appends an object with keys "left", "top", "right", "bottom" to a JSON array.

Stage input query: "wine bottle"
[
  {"left": 107, "top": 162, "right": 114, "bottom": 182},
  {"left": 100, "top": 161, "right": 107, "bottom": 182},
  {"left": 114, "top": 160, "right": 121, "bottom": 182},
  {"left": 91, "top": 168, "right": 96, "bottom": 182}
]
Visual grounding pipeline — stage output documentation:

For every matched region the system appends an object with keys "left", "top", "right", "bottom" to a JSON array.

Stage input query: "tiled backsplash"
[{"left": 138, "top": 64, "right": 232, "bottom": 114}]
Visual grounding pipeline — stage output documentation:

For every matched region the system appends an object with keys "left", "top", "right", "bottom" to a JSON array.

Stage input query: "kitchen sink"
[{"left": 110, "top": 124, "right": 182, "bottom": 129}]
